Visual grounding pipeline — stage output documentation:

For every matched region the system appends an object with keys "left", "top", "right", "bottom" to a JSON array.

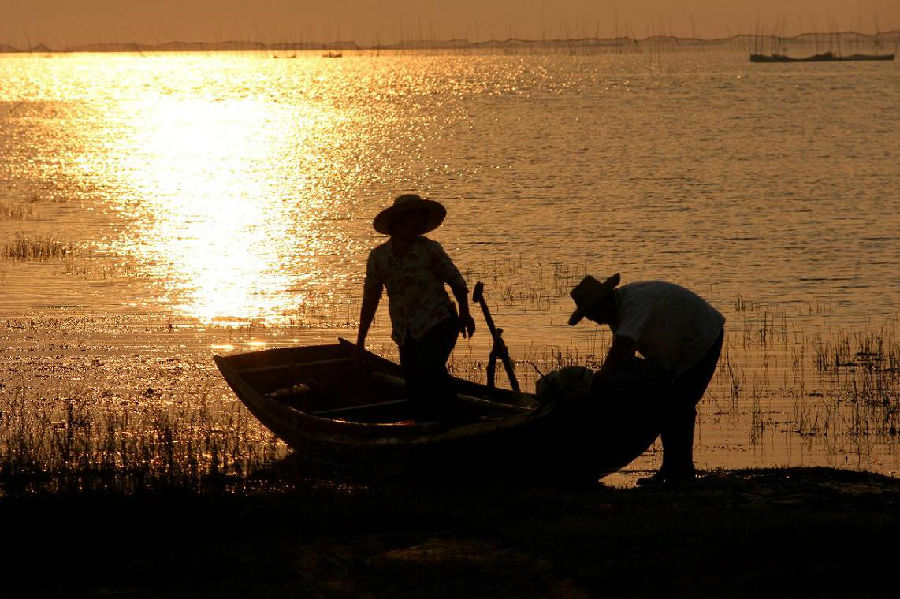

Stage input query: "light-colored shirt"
[
  {"left": 612, "top": 281, "right": 725, "bottom": 376},
  {"left": 363, "top": 236, "right": 467, "bottom": 344}
]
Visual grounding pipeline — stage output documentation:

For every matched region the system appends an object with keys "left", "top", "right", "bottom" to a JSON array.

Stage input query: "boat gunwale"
[{"left": 214, "top": 343, "right": 545, "bottom": 449}]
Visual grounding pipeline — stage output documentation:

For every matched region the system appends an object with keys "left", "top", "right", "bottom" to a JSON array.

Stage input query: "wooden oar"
[{"left": 472, "top": 281, "right": 520, "bottom": 392}]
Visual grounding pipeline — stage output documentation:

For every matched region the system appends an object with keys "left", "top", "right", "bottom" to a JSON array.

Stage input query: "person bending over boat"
[
  {"left": 567, "top": 274, "right": 724, "bottom": 486},
  {"left": 356, "top": 194, "right": 475, "bottom": 420}
]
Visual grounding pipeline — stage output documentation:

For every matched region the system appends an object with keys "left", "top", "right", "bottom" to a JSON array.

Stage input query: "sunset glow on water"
[{"left": 1, "top": 48, "right": 898, "bottom": 480}]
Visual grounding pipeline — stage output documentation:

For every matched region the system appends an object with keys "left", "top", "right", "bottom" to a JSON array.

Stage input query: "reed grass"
[
  {"left": 0, "top": 202, "right": 34, "bottom": 220},
  {"left": 461, "top": 254, "right": 591, "bottom": 313},
  {"left": 0, "top": 296, "right": 897, "bottom": 494},
  {"left": 449, "top": 300, "right": 899, "bottom": 455},
  {"left": 2, "top": 232, "right": 74, "bottom": 261},
  {"left": 0, "top": 385, "right": 285, "bottom": 494}
]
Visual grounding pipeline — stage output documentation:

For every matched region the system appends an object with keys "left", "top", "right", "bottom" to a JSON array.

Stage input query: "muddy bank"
[{"left": 1, "top": 467, "right": 897, "bottom": 598}]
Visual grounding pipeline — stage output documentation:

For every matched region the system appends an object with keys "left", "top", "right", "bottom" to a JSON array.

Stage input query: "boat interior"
[{"left": 223, "top": 343, "right": 535, "bottom": 425}]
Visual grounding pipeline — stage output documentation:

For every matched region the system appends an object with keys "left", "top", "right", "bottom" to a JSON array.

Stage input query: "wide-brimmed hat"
[
  {"left": 373, "top": 194, "right": 446, "bottom": 235},
  {"left": 567, "top": 273, "right": 620, "bottom": 326}
]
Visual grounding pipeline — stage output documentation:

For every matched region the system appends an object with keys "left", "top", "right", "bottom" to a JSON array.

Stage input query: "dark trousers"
[
  {"left": 399, "top": 317, "right": 459, "bottom": 421},
  {"left": 659, "top": 329, "right": 724, "bottom": 477}
]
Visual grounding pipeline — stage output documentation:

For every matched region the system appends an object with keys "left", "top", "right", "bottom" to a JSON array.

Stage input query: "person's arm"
[
  {"left": 356, "top": 253, "right": 383, "bottom": 353},
  {"left": 597, "top": 335, "right": 637, "bottom": 378},
  {"left": 450, "top": 283, "right": 475, "bottom": 338},
  {"left": 356, "top": 293, "right": 379, "bottom": 352},
  {"left": 431, "top": 241, "right": 475, "bottom": 338}
]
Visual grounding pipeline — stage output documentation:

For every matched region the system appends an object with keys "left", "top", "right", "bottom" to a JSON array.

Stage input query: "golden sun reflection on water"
[
  {"left": 108, "top": 91, "right": 336, "bottom": 324},
  {"left": 2, "top": 51, "right": 898, "bottom": 478}
]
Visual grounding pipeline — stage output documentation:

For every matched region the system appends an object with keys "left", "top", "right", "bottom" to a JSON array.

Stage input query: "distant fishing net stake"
[{"left": 472, "top": 281, "right": 520, "bottom": 392}]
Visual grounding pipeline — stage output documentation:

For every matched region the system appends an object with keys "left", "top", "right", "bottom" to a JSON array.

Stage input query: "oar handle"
[
  {"left": 473, "top": 281, "right": 499, "bottom": 337},
  {"left": 473, "top": 281, "right": 520, "bottom": 392}
]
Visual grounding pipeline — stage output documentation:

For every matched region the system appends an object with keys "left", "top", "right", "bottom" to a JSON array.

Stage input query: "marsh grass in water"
[
  {"left": 0, "top": 389, "right": 283, "bottom": 494},
  {"left": 449, "top": 296, "right": 899, "bottom": 471},
  {"left": 461, "top": 255, "right": 592, "bottom": 313},
  {"left": 0, "top": 319, "right": 287, "bottom": 494},
  {"left": 711, "top": 309, "right": 899, "bottom": 467},
  {"left": 0, "top": 298, "right": 897, "bottom": 494},
  {"left": 0, "top": 201, "right": 35, "bottom": 221},
  {"left": 2, "top": 232, "right": 74, "bottom": 261}
]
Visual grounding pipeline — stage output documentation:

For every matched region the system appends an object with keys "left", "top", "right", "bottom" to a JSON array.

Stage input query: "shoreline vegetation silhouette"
[{"left": 1, "top": 30, "right": 897, "bottom": 55}]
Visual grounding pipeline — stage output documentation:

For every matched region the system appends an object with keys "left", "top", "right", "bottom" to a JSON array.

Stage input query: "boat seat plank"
[
  {"left": 313, "top": 399, "right": 410, "bottom": 418},
  {"left": 239, "top": 357, "right": 354, "bottom": 374}
]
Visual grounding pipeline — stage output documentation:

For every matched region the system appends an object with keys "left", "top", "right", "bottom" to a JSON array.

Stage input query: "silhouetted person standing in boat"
[
  {"left": 356, "top": 194, "right": 475, "bottom": 420},
  {"left": 568, "top": 274, "right": 724, "bottom": 485}
]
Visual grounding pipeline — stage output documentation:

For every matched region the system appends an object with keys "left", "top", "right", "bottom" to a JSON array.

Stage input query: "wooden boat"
[
  {"left": 214, "top": 339, "right": 665, "bottom": 480},
  {"left": 750, "top": 51, "right": 895, "bottom": 63}
]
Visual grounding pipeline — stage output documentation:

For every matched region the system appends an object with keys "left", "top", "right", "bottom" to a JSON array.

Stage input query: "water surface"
[{"left": 1, "top": 49, "right": 897, "bottom": 480}]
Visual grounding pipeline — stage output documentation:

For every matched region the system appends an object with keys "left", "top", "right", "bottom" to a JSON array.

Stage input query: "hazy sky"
[{"left": 2, "top": 0, "right": 898, "bottom": 48}]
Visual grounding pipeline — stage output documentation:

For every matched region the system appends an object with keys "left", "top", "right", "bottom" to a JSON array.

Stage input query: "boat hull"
[{"left": 215, "top": 341, "right": 665, "bottom": 480}]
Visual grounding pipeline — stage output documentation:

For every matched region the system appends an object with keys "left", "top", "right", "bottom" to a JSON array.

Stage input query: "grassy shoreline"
[{"left": 2, "top": 466, "right": 897, "bottom": 598}]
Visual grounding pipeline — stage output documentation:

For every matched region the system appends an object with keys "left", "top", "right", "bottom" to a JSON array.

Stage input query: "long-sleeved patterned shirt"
[{"left": 363, "top": 236, "right": 467, "bottom": 344}]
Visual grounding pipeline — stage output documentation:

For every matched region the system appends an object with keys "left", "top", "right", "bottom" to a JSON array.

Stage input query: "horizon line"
[{"left": 4, "top": 30, "right": 899, "bottom": 54}]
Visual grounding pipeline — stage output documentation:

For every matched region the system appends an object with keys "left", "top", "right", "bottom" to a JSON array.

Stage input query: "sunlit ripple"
[
  {"left": 1, "top": 51, "right": 897, "bottom": 332},
  {"left": 1, "top": 51, "right": 897, "bottom": 476},
  {"left": 104, "top": 81, "right": 339, "bottom": 324}
]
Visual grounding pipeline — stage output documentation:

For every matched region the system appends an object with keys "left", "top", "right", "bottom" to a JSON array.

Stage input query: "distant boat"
[
  {"left": 322, "top": 51, "right": 343, "bottom": 58},
  {"left": 750, "top": 51, "right": 895, "bottom": 63}
]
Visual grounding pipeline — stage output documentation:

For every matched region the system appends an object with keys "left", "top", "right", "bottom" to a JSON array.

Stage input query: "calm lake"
[{"left": 1, "top": 48, "right": 898, "bottom": 483}]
